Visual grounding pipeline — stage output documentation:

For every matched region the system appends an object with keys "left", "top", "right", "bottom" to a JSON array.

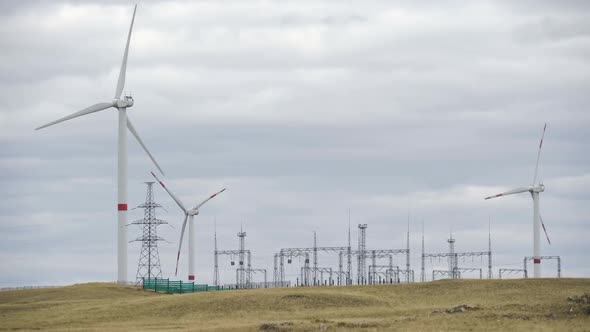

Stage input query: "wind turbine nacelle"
[
  {"left": 533, "top": 184, "right": 545, "bottom": 193},
  {"left": 115, "top": 96, "right": 134, "bottom": 108},
  {"left": 188, "top": 209, "right": 199, "bottom": 216}
]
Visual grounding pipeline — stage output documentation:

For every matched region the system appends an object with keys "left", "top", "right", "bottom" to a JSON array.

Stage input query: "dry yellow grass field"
[{"left": 1, "top": 279, "right": 589, "bottom": 331}]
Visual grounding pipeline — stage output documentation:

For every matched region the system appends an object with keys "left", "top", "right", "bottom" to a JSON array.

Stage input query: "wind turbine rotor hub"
[
  {"left": 188, "top": 209, "right": 199, "bottom": 216},
  {"left": 115, "top": 96, "right": 134, "bottom": 108}
]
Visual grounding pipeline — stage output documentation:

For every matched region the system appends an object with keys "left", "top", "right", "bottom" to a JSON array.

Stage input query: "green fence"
[{"left": 142, "top": 278, "right": 234, "bottom": 294}]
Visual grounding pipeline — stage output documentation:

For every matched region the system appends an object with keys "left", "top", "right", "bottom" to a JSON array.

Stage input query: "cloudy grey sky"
[{"left": 0, "top": 0, "right": 589, "bottom": 287}]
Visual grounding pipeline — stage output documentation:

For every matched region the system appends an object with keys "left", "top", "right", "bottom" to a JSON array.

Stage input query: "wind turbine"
[
  {"left": 484, "top": 124, "right": 551, "bottom": 278},
  {"left": 35, "top": 5, "right": 164, "bottom": 283},
  {"left": 151, "top": 172, "right": 226, "bottom": 280}
]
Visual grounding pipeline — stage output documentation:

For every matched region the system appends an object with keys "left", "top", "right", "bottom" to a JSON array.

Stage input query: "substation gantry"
[{"left": 214, "top": 227, "right": 268, "bottom": 289}]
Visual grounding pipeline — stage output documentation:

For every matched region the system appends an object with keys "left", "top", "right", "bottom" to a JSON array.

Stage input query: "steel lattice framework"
[
  {"left": 357, "top": 224, "right": 367, "bottom": 284},
  {"left": 301, "top": 267, "right": 334, "bottom": 286},
  {"left": 274, "top": 246, "right": 350, "bottom": 287},
  {"left": 237, "top": 268, "right": 267, "bottom": 288},
  {"left": 369, "top": 265, "right": 400, "bottom": 284},
  {"left": 499, "top": 268, "right": 528, "bottom": 279},
  {"left": 214, "top": 226, "right": 268, "bottom": 289},
  {"left": 433, "top": 267, "right": 483, "bottom": 280},
  {"left": 422, "top": 231, "right": 492, "bottom": 281},
  {"left": 424, "top": 251, "right": 492, "bottom": 280},
  {"left": 523, "top": 256, "right": 561, "bottom": 278},
  {"left": 237, "top": 228, "right": 248, "bottom": 287},
  {"left": 131, "top": 182, "right": 167, "bottom": 285},
  {"left": 351, "top": 249, "right": 411, "bottom": 284},
  {"left": 273, "top": 242, "right": 410, "bottom": 286},
  {"left": 215, "top": 249, "right": 251, "bottom": 288}
]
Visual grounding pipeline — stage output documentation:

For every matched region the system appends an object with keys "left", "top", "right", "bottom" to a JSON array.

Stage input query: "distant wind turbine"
[
  {"left": 151, "top": 172, "right": 226, "bottom": 280},
  {"left": 484, "top": 124, "right": 551, "bottom": 278},
  {"left": 35, "top": 5, "right": 164, "bottom": 283}
]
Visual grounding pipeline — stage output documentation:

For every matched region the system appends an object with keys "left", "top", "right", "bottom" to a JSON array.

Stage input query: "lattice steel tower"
[
  {"left": 313, "top": 231, "right": 318, "bottom": 285},
  {"left": 357, "top": 224, "right": 367, "bottom": 284},
  {"left": 406, "top": 217, "right": 411, "bottom": 283},
  {"left": 448, "top": 231, "right": 458, "bottom": 279},
  {"left": 131, "top": 182, "right": 167, "bottom": 285},
  {"left": 421, "top": 222, "right": 425, "bottom": 282},
  {"left": 213, "top": 220, "right": 219, "bottom": 287},
  {"left": 347, "top": 212, "right": 352, "bottom": 285},
  {"left": 488, "top": 222, "right": 493, "bottom": 279},
  {"left": 237, "top": 226, "right": 248, "bottom": 287}
]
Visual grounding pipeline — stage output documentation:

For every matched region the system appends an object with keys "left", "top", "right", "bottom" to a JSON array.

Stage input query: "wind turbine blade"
[
  {"left": 540, "top": 214, "right": 551, "bottom": 245},
  {"left": 150, "top": 171, "right": 187, "bottom": 213},
  {"left": 115, "top": 4, "right": 137, "bottom": 99},
  {"left": 532, "top": 123, "right": 547, "bottom": 185},
  {"left": 484, "top": 186, "right": 530, "bottom": 200},
  {"left": 35, "top": 102, "right": 114, "bottom": 130},
  {"left": 174, "top": 214, "right": 189, "bottom": 277},
  {"left": 192, "top": 188, "right": 226, "bottom": 211},
  {"left": 127, "top": 117, "right": 165, "bottom": 175}
]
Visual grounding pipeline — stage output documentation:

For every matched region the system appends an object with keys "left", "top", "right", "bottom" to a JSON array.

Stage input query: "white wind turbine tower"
[
  {"left": 484, "top": 124, "right": 551, "bottom": 278},
  {"left": 151, "top": 172, "right": 226, "bottom": 280},
  {"left": 35, "top": 5, "right": 164, "bottom": 284}
]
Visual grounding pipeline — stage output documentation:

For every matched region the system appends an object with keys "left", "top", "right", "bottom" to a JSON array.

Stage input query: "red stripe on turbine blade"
[
  {"left": 209, "top": 189, "right": 225, "bottom": 199},
  {"left": 534, "top": 258, "right": 541, "bottom": 264},
  {"left": 159, "top": 181, "right": 165, "bottom": 188},
  {"left": 118, "top": 204, "right": 128, "bottom": 211},
  {"left": 188, "top": 275, "right": 195, "bottom": 280},
  {"left": 496, "top": 194, "right": 503, "bottom": 197}
]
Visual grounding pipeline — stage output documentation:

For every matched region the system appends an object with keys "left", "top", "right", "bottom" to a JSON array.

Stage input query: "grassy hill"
[{"left": 1, "top": 279, "right": 589, "bottom": 331}]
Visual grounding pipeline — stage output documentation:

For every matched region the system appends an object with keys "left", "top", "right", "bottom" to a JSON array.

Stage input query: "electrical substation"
[
  {"left": 133, "top": 210, "right": 563, "bottom": 290},
  {"left": 271, "top": 223, "right": 413, "bottom": 288},
  {"left": 133, "top": 198, "right": 563, "bottom": 290}
]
